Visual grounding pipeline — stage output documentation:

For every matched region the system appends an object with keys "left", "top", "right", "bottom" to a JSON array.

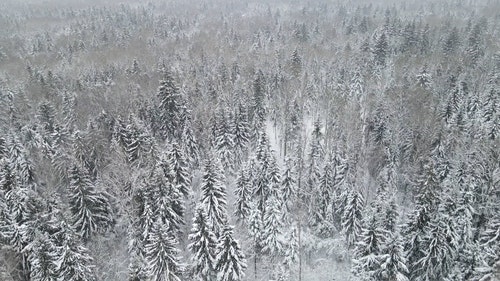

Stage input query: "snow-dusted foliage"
[
  {"left": 188, "top": 206, "right": 216, "bottom": 281},
  {"left": 215, "top": 226, "right": 247, "bottom": 281},
  {"left": 0, "top": 0, "right": 497, "bottom": 280},
  {"left": 200, "top": 158, "right": 228, "bottom": 234}
]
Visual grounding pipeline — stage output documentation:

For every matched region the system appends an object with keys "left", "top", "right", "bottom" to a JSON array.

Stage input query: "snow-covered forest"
[{"left": 0, "top": 0, "right": 499, "bottom": 280}]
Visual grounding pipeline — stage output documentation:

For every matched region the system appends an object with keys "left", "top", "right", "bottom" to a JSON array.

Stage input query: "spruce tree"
[
  {"left": 261, "top": 197, "right": 283, "bottom": 256},
  {"left": 352, "top": 215, "right": 385, "bottom": 280},
  {"left": 144, "top": 223, "right": 183, "bottom": 281},
  {"left": 26, "top": 233, "right": 58, "bottom": 281},
  {"left": 56, "top": 226, "right": 97, "bottom": 281},
  {"left": 188, "top": 207, "right": 216, "bottom": 281},
  {"left": 68, "top": 164, "right": 113, "bottom": 240},
  {"left": 312, "top": 161, "right": 335, "bottom": 236},
  {"left": 156, "top": 72, "right": 184, "bottom": 140},
  {"left": 342, "top": 189, "right": 364, "bottom": 247},
  {"left": 280, "top": 159, "right": 297, "bottom": 213},
  {"left": 283, "top": 226, "right": 299, "bottom": 270},
  {"left": 169, "top": 142, "right": 191, "bottom": 198},
  {"left": 214, "top": 108, "right": 235, "bottom": 169},
  {"left": 474, "top": 214, "right": 500, "bottom": 281},
  {"left": 377, "top": 233, "right": 409, "bottom": 281},
  {"left": 215, "top": 225, "right": 247, "bottom": 281},
  {"left": 414, "top": 203, "right": 459, "bottom": 281},
  {"left": 232, "top": 105, "right": 250, "bottom": 164},
  {"left": 252, "top": 70, "right": 266, "bottom": 128},
  {"left": 181, "top": 114, "right": 200, "bottom": 167},
  {"left": 148, "top": 163, "right": 183, "bottom": 233},
  {"left": 200, "top": 159, "right": 228, "bottom": 234},
  {"left": 234, "top": 164, "right": 252, "bottom": 222},
  {"left": 373, "top": 32, "right": 389, "bottom": 66}
]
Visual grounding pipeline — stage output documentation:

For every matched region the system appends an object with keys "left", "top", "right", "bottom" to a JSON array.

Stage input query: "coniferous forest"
[{"left": 0, "top": 0, "right": 499, "bottom": 280}]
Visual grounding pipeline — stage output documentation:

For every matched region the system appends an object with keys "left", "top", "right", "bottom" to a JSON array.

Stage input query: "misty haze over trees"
[{"left": 0, "top": 0, "right": 499, "bottom": 280}]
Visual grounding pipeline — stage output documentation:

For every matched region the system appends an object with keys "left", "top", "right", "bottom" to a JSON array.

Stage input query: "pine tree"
[
  {"left": 148, "top": 163, "right": 183, "bottom": 233},
  {"left": 214, "top": 108, "right": 235, "bottom": 169},
  {"left": 234, "top": 164, "right": 252, "bottom": 222},
  {"left": 169, "top": 142, "right": 191, "bottom": 198},
  {"left": 416, "top": 65, "right": 432, "bottom": 90},
  {"left": 466, "top": 22, "right": 483, "bottom": 65},
  {"left": 8, "top": 137, "right": 36, "bottom": 186},
  {"left": 0, "top": 137, "right": 7, "bottom": 160},
  {"left": 0, "top": 188, "right": 9, "bottom": 245},
  {"left": 383, "top": 197, "right": 398, "bottom": 234},
  {"left": 283, "top": 226, "right": 299, "bottom": 270},
  {"left": 200, "top": 159, "right": 228, "bottom": 234},
  {"left": 252, "top": 70, "right": 266, "bottom": 128},
  {"left": 443, "top": 27, "right": 460, "bottom": 55},
  {"left": 377, "top": 233, "right": 409, "bottom": 281},
  {"left": 306, "top": 120, "right": 323, "bottom": 195},
  {"left": 36, "top": 100, "right": 57, "bottom": 134},
  {"left": 474, "top": 214, "right": 500, "bottom": 281},
  {"left": 373, "top": 32, "right": 389, "bottom": 66},
  {"left": 253, "top": 153, "right": 272, "bottom": 215},
  {"left": 56, "top": 226, "right": 97, "bottom": 281},
  {"left": 482, "top": 86, "right": 499, "bottom": 140},
  {"left": 26, "top": 233, "right": 59, "bottom": 281},
  {"left": 352, "top": 215, "right": 385, "bottom": 280},
  {"left": 267, "top": 156, "right": 281, "bottom": 199},
  {"left": 138, "top": 188, "right": 156, "bottom": 245},
  {"left": 247, "top": 203, "right": 263, "bottom": 279},
  {"left": 233, "top": 105, "right": 250, "bottom": 165},
  {"left": 290, "top": 49, "right": 302, "bottom": 77},
  {"left": 255, "top": 131, "right": 270, "bottom": 162},
  {"left": 181, "top": 115, "right": 200, "bottom": 167},
  {"left": 156, "top": 72, "right": 184, "bottom": 140},
  {"left": 144, "top": 223, "right": 183, "bottom": 281},
  {"left": 261, "top": 197, "right": 283, "bottom": 256},
  {"left": 68, "top": 164, "right": 113, "bottom": 240},
  {"left": 188, "top": 207, "right": 216, "bottom": 281},
  {"left": 280, "top": 159, "right": 296, "bottom": 210},
  {"left": 215, "top": 225, "right": 247, "bottom": 281},
  {"left": 413, "top": 203, "right": 459, "bottom": 281},
  {"left": 312, "top": 161, "right": 335, "bottom": 236},
  {"left": 342, "top": 189, "right": 364, "bottom": 247},
  {"left": 123, "top": 115, "right": 150, "bottom": 165}
]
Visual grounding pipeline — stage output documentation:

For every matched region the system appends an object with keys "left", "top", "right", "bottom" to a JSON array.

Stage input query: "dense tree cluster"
[{"left": 0, "top": 0, "right": 499, "bottom": 280}]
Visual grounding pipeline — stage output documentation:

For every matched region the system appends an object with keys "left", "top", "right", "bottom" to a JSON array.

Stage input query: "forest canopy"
[{"left": 0, "top": 0, "right": 499, "bottom": 280}]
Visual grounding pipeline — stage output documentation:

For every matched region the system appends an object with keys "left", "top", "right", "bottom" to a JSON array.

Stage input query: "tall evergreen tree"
[
  {"left": 68, "top": 164, "right": 113, "bottom": 240},
  {"left": 25, "top": 233, "right": 58, "bottom": 281},
  {"left": 413, "top": 203, "right": 459, "bottom": 281},
  {"left": 181, "top": 114, "right": 200, "bottom": 167},
  {"left": 156, "top": 72, "right": 184, "bottom": 140},
  {"left": 312, "top": 160, "right": 335, "bottom": 236},
  {"left": 377, "top": 233, "right": 409, "bottom": 281},
  {"left": 474, "top": 214, "right": 500, "bottom": 281},
  {"left": 148, "top": 163, "right": 183, "bottom": 233},
  {"left": 169, "top": 142, "right": 191, "bottom": 198},
  {"left": 234, "top": 164, "right": 252, "bottom": 222},
  {"left": 56, "top": 226, "right": 97, "bottom": 281},
  {"left": 352, "top": 215, "right": 385, "bottom": 280},
  {"left": 232, "top": 105, "right": 250, "bottom": 164},
  {"left": 144, "top": 223, "right": 183, "bottom": 281},
  {"left": 373, "top": 32, "right": 389, "bottom": 66},
  {"left": 342, "top": 189, "right": 364, "bottom": 247},
  {"left": 200, "top": 159, "right": 228, "bottom": 234},
  {"left": 214, "top": 108, "right": 235, "bottom": 169},
  {"left": 252, "top": 70, "right": 266, "bottom": 129},
  {"left": 215, "top": 225, "right": 247, "bottom": 281},
  {"left": 188, "top": 207, "right": 216, "bottom": 281},
  {"left": 261, "top": 197, "right": 283, "bottom": 256},
  {"left": 280, "top": 159, "right": 297, "bottom": 210}
]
